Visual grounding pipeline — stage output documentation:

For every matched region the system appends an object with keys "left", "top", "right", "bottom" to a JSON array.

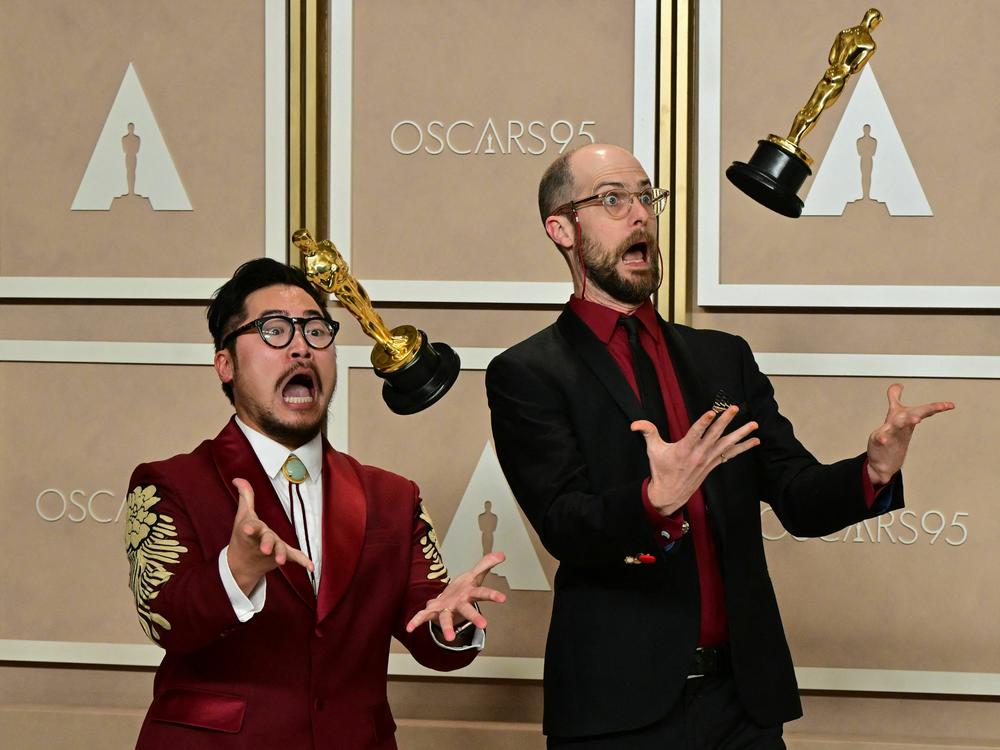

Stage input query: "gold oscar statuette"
[
  {"left": 726, "top": 8, "right": 883, "bottom": 218},
  {"left": 292, "top": 229, "right": 460, "bottom": 414}
]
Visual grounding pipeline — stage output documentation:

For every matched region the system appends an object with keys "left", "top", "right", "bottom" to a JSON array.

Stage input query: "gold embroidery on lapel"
[
  {"left": 417, "top": 502, "right": 450, "bottom": 583},
  {"left": 124, "top": 485, "right": 188, "bottom": 643}
]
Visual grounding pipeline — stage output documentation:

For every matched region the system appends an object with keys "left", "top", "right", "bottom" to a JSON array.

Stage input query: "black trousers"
[{"left": 546, "top": 674, "right": 785, "bottom": 750}]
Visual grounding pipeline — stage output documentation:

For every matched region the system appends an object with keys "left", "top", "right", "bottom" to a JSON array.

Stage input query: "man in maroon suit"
[{"left": 125, "top": 259, "right": 505, "bottom": 749}]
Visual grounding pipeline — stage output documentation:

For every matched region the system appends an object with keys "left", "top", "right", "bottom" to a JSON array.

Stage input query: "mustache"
[
  {"left": 617, "top": 229, "right": 658, "bottom": 256},
  {"left": 275, "top": 361, "right": 322, "bottom": 392}
]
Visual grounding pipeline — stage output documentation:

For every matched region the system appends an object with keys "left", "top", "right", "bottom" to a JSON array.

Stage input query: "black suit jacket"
[{"left": 485, "top": 306, "right": 902, "bottom": 738}]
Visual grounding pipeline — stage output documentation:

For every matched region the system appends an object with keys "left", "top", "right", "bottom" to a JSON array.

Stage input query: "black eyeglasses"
[
  {"left": 221, "top": 315, "right": 340, "bottom": 350},
  {"left": 553, "top": 187, "right": 669, "bottom": 220}
]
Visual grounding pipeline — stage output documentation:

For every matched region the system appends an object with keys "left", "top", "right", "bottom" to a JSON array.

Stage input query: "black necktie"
[{"left": 620, "top": 316, "right": 669, "bottom": 439}]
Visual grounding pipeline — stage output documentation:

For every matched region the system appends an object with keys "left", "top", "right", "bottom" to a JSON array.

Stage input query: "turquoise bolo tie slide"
[{"left": 281, "top": 454, "right": 309, "bottom": 484}]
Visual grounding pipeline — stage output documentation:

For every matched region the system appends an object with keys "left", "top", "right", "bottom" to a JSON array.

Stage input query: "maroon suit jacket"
[{"left": 124, "top": 418, "right": 475, "bottom": 749}]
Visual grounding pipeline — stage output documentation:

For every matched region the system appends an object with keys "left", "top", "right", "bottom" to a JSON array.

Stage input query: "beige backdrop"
[{"left": 4, "top": 1, "right": 1000, "bottom": 749}]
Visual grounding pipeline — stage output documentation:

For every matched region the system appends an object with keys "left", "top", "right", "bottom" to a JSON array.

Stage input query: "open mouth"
[
  {"left": 281, "top": 370, "right": 317, "bottom": 405},
  {"left": 621, "top": 240, "right": 649, "bottom": 266}
]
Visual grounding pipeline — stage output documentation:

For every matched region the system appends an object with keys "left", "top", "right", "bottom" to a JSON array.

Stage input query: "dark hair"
[
  {"left": 207, "top": 258, "right": 330, "bottom": 403},
  {"left": 537, "top": 148, "right": 577, "bottom": 224}
]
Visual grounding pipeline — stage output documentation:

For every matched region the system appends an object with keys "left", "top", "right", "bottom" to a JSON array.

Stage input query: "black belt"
[{"left": 688, "top": 644, "right": 731, "bottom": 678}]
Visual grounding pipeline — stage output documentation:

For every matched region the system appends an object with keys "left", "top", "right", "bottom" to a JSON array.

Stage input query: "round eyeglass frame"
[
  {"left": 553, "top": 187, "right": 669, "bottom": 220},
  {"left": 220, "top": 315, "right": 340, "bottom": 350}
]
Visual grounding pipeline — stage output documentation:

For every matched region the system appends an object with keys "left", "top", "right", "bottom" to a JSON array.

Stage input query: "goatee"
[{"left": 582, "top": 230, "right": 661, "bottom": 305}]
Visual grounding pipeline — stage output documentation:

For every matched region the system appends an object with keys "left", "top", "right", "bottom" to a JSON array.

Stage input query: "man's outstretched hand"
[
  {"left": 633, "top": 406, "right": 760, "bottom": 516},
  {"left": 227, "top": 478, "right": 314, "bottom": 596},
  {"left": 405, "top": 552, "right": 507, "bottom": 641},
  {"left": 867, "top": 384, "right": 955, "bottom": 486}
]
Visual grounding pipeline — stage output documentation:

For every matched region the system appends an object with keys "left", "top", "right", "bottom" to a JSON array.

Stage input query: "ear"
[
  {"left": 214, "top": 348, "right": 234, "bottom": 386},
  {"left": 544, "top": 214, "right": 576, "bottom": 251}
]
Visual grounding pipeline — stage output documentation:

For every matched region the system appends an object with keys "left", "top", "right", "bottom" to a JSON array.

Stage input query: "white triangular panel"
[
  {"left": 803, "top": 66, "right": 931, "bottom": 217},
  {"left": 72, "top": 63, "right": 191, "bottom": 211},
  {"left": 441, "top": 442, "right": 550, "bottom": 591}
]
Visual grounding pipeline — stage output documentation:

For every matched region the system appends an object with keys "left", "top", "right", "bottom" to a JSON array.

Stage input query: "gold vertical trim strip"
[
  {"left": 288, "top": 0, "right": 322, "bottom": 268},
  {"left": 672, "top": 0, "right": 691, "bottom": 325},
  {"left": 289, "top": 0, "right": 304, "bottom": 265},
  {"left": 656, "top": 0, "right": 692, "bottom": 325},
  {"left": 303, "top": 0, "right": 319, "bottom": 235},
  {"left": 656, "top": 1, "right": 674, "bottom": 321}
]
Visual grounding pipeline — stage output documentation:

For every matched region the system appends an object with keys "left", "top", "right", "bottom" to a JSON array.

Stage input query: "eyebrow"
[
  {"left": 256, "top": 308, "right": 324, "bottom": 318},
  {"left": 593, "top": 178, "right": 652, "bottom": 192}
]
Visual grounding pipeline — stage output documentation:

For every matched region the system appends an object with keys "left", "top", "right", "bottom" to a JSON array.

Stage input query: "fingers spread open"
[
  {"left": 284, "top": 545, "right": 315, "bottom": 572},
  {"left": 232, "top": 477, "right": 255, "bottom": 515},
  {"left": 437, "top": 608, "right": 456, "bottom": 641},
  {"left": 630, "top": 419, "right": 660, "bottom": 442},
  {"left": 456, "top": 601, "right": 487, "bottom": 629},
  {"left": 471, "top": 551, "right": 506, "bottom": 580},
  {"left": 468, "top": 586, "right": 507, "bottom": 604},
  {"left": 911, "top": 400, "right": 956, "bottom": 419},
  {"left": 886, "top": 383, "right": 904, "bottom": 407},
  {"left": 258, "top": 529, "right": 276, "bottom": 556},
  {"left": 701, "top": 405, "right": 742, "bottom": 442},
  {"left": 404, "top": 608, "right": 432, "bottom": 634}
]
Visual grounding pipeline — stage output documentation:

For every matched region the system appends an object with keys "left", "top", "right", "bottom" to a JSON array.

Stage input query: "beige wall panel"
[
  {"left": 0, "top": 362, "right": 231, "bottom": 642},
  {"left": 762, "top": 376, "right": 995, "bottom": 672},
  {"left": 0, "top": 665, "right": 152, "bottom": 708},
  {"left": 389, "top": 679, "right": 543, "bottom": 724},
  {"left": 796, "top": 694, "right": 1000, "bottom": 745},
  {"left": 0, "top": 303, "right": 209, "bottom": 343},
  {"left": 690, "top": 310, "right": 1000, "bottom": 356},
  {"left": 0, "top": 706, "right": 144, "bottom": 750},
  {"left": 718, "top": 0, "right": 993, "bottom": 286},
  {"left": 348, "top": 0, "right": 634, "bottom": 282},
  {"left": 1, "top": 1, "right": 267, "bottom": 278}
]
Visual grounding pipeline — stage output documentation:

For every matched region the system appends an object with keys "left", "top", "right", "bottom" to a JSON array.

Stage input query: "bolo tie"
[{"left": 281, "top": 453, "right": 317, "bottom": 592}]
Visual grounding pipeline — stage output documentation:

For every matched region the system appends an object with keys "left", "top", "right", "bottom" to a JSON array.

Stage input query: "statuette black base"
[
  {"left": 379, "top": 333, "right": 461, "bottom": 415},
  {"left": 726, "top": 140, "right": 812, "bottom": 219}
]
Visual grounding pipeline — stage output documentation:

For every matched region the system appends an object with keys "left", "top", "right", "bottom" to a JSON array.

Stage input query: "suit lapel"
[
  {"left": 316, "top": 441, "right": 366, "bottom": 624},
  {"left": 210, "top": 417, "right": 316, "bottom": 609},
  {"left": 659, "top": 321, "right": 730, "bottom": 545},
  {"left": 556, "top": 307, "right": 646, "bottom": 425}
]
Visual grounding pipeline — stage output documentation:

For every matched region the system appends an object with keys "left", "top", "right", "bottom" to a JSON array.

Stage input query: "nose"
[
  {"left": 627, "top": 194, "right": 653, "bottom": 227},
  {"left": 287, "top": 323, "right": 313, "bottom": 358}
]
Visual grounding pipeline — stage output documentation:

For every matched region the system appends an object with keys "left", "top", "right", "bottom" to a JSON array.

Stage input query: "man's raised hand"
[
  {"left": 867, "top": 384, "right": 955, "bottom": 486},
  {"left": 632, "top": 406, "right": 760, "bottom": 516},
  {"left": 227, "top": 477, "right": 314, "bottom": 595},
  {"left": 405, "top": 552, "right": 507, "bottom": 641}
]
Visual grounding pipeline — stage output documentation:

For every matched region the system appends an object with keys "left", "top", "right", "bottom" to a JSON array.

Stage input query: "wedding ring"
[{"left": 720, "top": 453, "right": 728, "bottom": 463}]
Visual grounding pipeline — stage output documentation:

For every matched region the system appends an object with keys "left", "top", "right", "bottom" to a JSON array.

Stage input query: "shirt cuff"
[
  {"left": 861, "top": 459, "right": 895, "bottom": 513},
  {"left": 642, "top": 477, "right": 687, "bottom": 543},
  {"left": 429, "top": 622, "right": 486, "bottom": 651},
  {"left": 218, "top": 546, "right": 266, "bottom": 622}
]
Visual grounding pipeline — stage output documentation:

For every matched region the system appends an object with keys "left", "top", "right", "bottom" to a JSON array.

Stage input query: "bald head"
[{"left": 537, "top": 144, "right": 648, "bottom": 224}]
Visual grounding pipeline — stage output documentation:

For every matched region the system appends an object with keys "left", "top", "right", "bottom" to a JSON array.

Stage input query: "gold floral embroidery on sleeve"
[
  {"left": 124, "top": 485, "right": 188, "bottom": 644},
  {"left": 417, "top": 502, "right": 450, "bottom": 583}
]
